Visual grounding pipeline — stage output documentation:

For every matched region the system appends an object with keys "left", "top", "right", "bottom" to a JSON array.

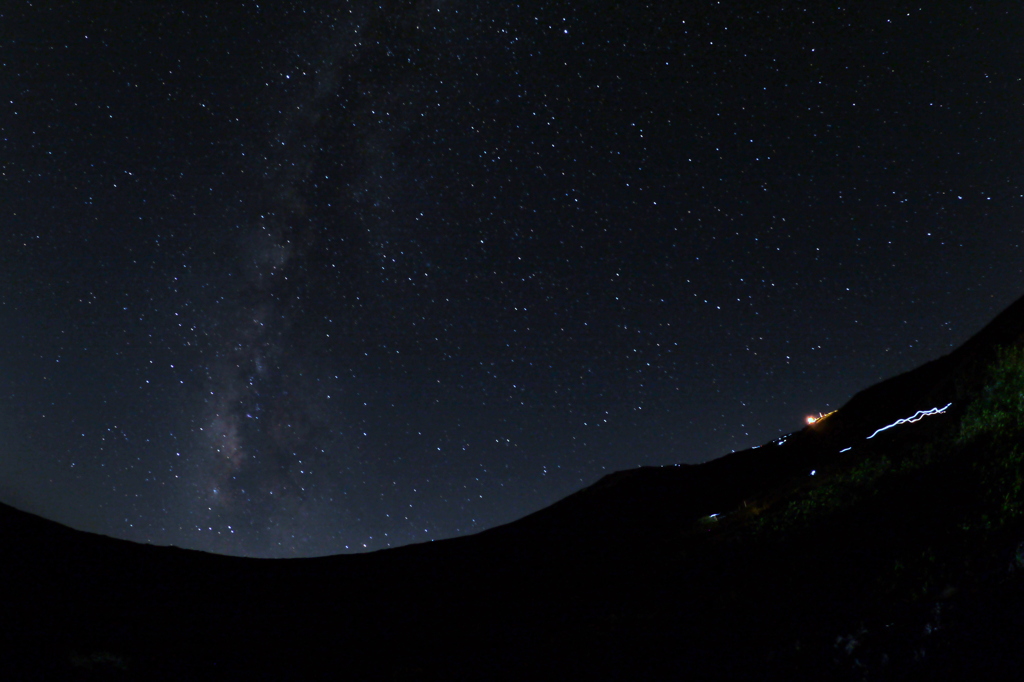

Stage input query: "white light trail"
[{"left": 866, "top": 403, "right": 952, "bottom": 440}]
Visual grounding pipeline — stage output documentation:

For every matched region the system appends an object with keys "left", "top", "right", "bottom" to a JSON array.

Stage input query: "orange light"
[{"left": 806, "top": 410, "right": 837, "bottom": 426}]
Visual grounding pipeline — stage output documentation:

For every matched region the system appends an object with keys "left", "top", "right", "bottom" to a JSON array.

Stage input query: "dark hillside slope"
[
  {"left": 476, "top": 292, "right": 1024, "bottom": 556},
  {"left": 813, "top": 291, "right": 1024, "bottom": 445},
  {"left": 2, "top": 292, "right": 1024, "bottom": 681}
]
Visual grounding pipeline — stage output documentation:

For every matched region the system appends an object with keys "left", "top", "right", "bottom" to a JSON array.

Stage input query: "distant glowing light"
[
  {"left": 839, "top": 447, "right": 852, "bottom": 453},
  {"left": 866, "top": 403, "right": 952, "bottom": 440},
  {"left": 810, "top": 470, "right": 816, "bottom": 476},
  {"left": 806, "top": 410, "right": 838, "bottom": 425}
]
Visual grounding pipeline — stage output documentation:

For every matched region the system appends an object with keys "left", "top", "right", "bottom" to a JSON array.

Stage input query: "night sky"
[{"left": 2, "top": 1, "right": 1022, "bottom": 557}]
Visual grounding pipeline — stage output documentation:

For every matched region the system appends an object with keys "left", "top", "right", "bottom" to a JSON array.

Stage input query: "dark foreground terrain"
[{"left": 4, "top": 293, "right": 1024, "bottom": 681}]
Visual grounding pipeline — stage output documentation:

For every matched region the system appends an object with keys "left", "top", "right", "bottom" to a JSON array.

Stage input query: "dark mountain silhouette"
[{"left": 4, "top": 293, "right": 1024, "bottom": 680}]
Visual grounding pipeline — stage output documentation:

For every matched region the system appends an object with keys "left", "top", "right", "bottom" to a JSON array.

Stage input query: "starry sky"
[{"left": 1, "top": 0, "right": 1022, "bottom": 557}]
